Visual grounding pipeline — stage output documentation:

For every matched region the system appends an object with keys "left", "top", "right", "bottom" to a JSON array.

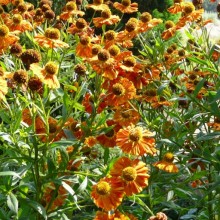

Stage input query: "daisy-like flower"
[
  {"left": 92, "top": 8, "right": 120, "bottom": 28},
  {"left": 113, "top": 0, "right": 138, "bottom": 14},
  {"left": 153, "top": 152, "right": 179, "bottom": 173},
  {"left": 113, "top": 104, "right": 140, "bottom": 127},
  {"left": 88, "top": 49, "right": 118, "bottom": 80},
  {"left": 0, "top": 24, "right": 19, "bottom": 54},
  {"left": 91, "top": 177, "right": 124, "bottom": 211},
  {"left": 6, "top": 14, "right": 32, "bottom": 33},
  {"left": 138, "top": 12, "right": 163, "bottom": 33},
  {"left": 117, "top": 18, "right": 140, "bottom": 42},
  {"left": 110, "top": 157, "right": 150, "bottom": 196},
  {"left": 35, "top": 116, "right": 65, "bottom": 143},
  {"left": 116, "top": 125, "right": 156, "bottom": 156},
  {"left": 30, "top": 61, "right": 60, "bottom": 89},
  {"left": 94, "top": 210, "right": 136, "bottom": 220},
  {"left": 104, "top": 77, "right": 136, "bottom": 106},
  {"left": 76, "top": 35, "right": 93, "bottom": 58},
  {"left": 86, "top": 0, "right": 109, "bottom": 11},
  {"left": 67, "top": 17, "right": 93, "bottom": 36},
  {"left": 34, "top": 27, "right": 69, "bottom": 48},
  {"left": 60, "top": 1, "right": 84, "bottom": 21},
  {"left": 161, "top": 20, "right": 177, "bottom": 40},
  {"left": 96, "top": 120, "right": 122, "bottom": 148}
]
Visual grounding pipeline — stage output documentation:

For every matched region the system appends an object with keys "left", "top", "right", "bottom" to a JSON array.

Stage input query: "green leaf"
[
  {"left": 0, "top": 132, "right": 13, "bottom": 144},
  {"left": 77, "top": 176, "right": 88, "bottom": 192},
  {"left": 193, "top": 78, "right": 206, "bottom": 97},
  {"left": 187, "top": 56, "right": 209, "bottom": 66},
  {"left": 104, "top": 147, "right": 109, "bottom": 165},
  {"left": 196, "top": 132, "right": 220, "bottom": 142},
  {"left": 0, "top": 171, "right": 21, "bottom": 179},
  {"left": 27, "top": 200, "right": 47, "bottom": 219},
  {"left": 7, "top": 193, "right": 18, "bottom": 214}
]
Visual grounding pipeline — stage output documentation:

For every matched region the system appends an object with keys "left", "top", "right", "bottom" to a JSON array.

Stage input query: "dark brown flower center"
[
  {"left": 129, "top": 128, "right": 142, "bottom": 142},
  {"left": 98, "top": 49, "right": 110, "bottom": 62},
  {"left": 122, "top": 0, "right": 131, "bottom": 7},
  {"left": 112, "top": 83, "right": 125, "bottom": 96},
  {"left": 0, "top": 25, "right": 9, "bottom": 37}
]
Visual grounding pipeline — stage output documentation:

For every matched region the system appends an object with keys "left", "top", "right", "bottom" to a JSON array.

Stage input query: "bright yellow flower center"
[
  {"left": 45, "top": 28, "right": 60, "bottom": 40},
  {"left": 0, "top": 25, "right": 9, "bottom": 37},
  {"left": 129, "top": 127, "right": 142, "bottom": 142},
  {"left": 122, "top": 167, "right": 137, "bottom": 181},
  {"left": 96, "top": 181, "right": 111, "bottom": 195},
  {"left": 112, "top": 83, "right": 125, "bottom": 96},
  {"left": 44, "top": 62, "right": 58, "bottom": 75},
  {"left": 163, "top": 152, "right": 174, "bottom": 163},
  {"left": 13, "top": 14, "right": 23, "bottom": 25},
  {"left": 122, "top": 0, "right": 131, "bottom": 7}
]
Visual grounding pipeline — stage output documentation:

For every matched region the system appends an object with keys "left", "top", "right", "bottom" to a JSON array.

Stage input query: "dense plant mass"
[{"left": 0, "top": 0, "right": 220, "bottom": 219}]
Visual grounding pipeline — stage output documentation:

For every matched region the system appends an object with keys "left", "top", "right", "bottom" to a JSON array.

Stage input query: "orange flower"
[
  {"left": 113, "top": 104, "right": 140, "bottom": 127},
  {"left": 76, "top": 35, "right": 93, "bottom": 58},
  {"left": 113, "top": 0, "right": 138, "bottom": 14},
  {"left": 94, "top": 210, "right": 135, "bottom": 220},
  {"left": 151, "top": 97, "right": 173, "bottom": 109},
  {"left": 84, "top": 136, "right": 97, "bottom": 147},
  {"left": 116, "top": 18, "right": 140, "bottom": 42},
  {"left": 96, "top": 120, "right": 122, "bottom": 148},
  {"left": 110, "top": 157, "right": 150, "bottom": 196},
  {"left": 5, "top": 14, "right": 32, "bottom": 33},
  {"left": 35, "top": 116, "right": 65, "bottom": 143},
  {"left": 138, "top": 12, "right": 162, "bottom": 33},
  {"left": 91, "top": 177, "right": 124, "bottom": 211},
  {"left": 86, "top": 0, "right": 109, "bottom": 11},
  {"left": 42, "top": 181, "right": 70, "bottom": 211},
  {"left": 104, "top": 77, "right": 136, "bottom": 106},
  {"left": 60, "top": 1, "right": 84, "bottom": 21},
  {"left": 88, "top": 49, "right": 118, "bottom": 80},
  {"left": 30, "top": 61, "right": 60, "bottom": 89},
  {"left": 34, "top": 27, "right": 69, "bottom": 48},
  {"left": 0, "top": 24, "right": 19, "bottom": 54},
  {"left": 153, "top": 152, "right": 179, "bottom": 173},
  {"left": 92, "top": 8, "right": 120, "bottom": 28},
  {"left": 116, "top": 125, "right": 156, "bottom": 156},
  {"left": 67, "top": 17, "right": 93, "bottom": 36}
]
